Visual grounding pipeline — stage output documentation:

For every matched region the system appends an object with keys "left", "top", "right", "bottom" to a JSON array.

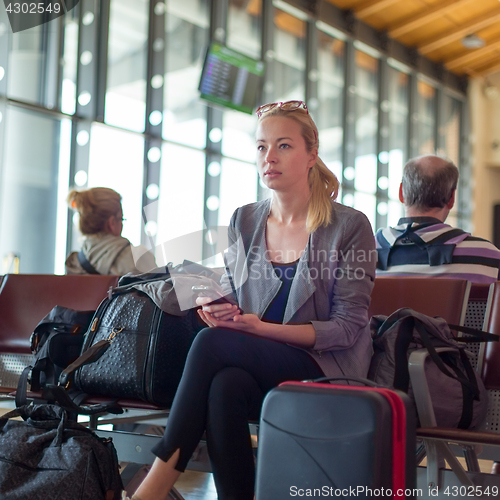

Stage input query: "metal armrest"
[
  {"left": 408, "top": 347, "right": 475, "bottom": 489},
  {"left": 408, "top": 347, "right": 456, "bottom": 427}
]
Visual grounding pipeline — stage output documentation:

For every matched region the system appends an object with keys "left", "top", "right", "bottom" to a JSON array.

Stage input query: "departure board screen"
[{"left": 199, "top": 42, "right": 265, "bottom": 115}]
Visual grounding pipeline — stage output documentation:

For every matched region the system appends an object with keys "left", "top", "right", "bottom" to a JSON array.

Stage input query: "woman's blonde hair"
[
  {"left": 67, "top": 187, "right": 122, "bottom": 235},
  {"left": 258, "top": 106, "right": 339, "bottom": 233}
]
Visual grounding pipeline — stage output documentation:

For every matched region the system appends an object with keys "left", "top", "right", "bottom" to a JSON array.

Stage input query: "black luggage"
[
  {"left": 0, "top": 404, "right": 123, "bottom": 500},
  {"left": 62, "top": 286, "right": 204, "bottom": 407},
  {"left": 255, "top": 379, "right": 416, "bottom": 500}
]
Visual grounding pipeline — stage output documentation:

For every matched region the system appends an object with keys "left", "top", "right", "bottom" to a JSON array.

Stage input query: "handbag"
[
  {"left": 0, "top": 404, "right": 123, "bottom": 499},
  {"left": 58, "top": 274, "right": 206, "bottom": 407}
]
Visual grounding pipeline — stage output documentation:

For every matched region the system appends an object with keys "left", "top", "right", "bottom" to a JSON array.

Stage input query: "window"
[
  {"left": 87, "top": 124, "right": 145, "bottom": 246},
  {"left": 0, "top": 107, "right": 68, "bottom": 273},
  {"left": 105, "top": 0, "right": 148, "bottom": 132},
  {"left": 162, "top": 0, "right": 209, "bottom": 149},
  {"left": 222, "top": 0, "right": 262, "bottom": 163},
  {"left": 317, "top": 30, "right": 344, "bottom": 198},
  {"left": 272, "top": 8, "right": 306, "bottom": 101},
  {"left": 386, "top": 66, "right": 409, "bottom": 227},
  {"left": 417, "top": 80, "right": 436, "bottom": 155},
  {"left": 218, "top": 158, "right": 258, "bottom": 227},
  {"left": 227, "top": 0, "right": 261, "bottom": 59},
  {"left": 156, "top": 143, "right": 206, "bottom": 266},
  {"left": 441, "top": 94, "right": 461, "bottom": 227},
  {"left": 61, "top": 10, "right": 79, "bottom": 115},
  {"left": 353, "top": 50, "right": 379, "bottom": 228}
]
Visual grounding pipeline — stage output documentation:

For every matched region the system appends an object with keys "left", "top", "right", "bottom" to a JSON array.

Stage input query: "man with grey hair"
[{"left": 375, "top": 155, "right": 500, "bottom": 283}]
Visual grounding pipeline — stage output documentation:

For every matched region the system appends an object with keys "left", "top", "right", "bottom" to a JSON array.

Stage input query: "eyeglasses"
[{"left": 255, "top": 100, "right": 308, "bottom": 118}]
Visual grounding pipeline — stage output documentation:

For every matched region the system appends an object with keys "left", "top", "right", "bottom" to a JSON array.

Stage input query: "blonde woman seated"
[
  {"left": 127, "top": 101, "right": 377, "bottom": 500},
  {"left": 65, "top": 187, "right": 155, "bottom": 275}
]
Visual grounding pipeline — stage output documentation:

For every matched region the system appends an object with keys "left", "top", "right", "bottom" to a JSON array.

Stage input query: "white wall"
[{"left": 469, "top": 74, "right": 500, "bottom": 242}]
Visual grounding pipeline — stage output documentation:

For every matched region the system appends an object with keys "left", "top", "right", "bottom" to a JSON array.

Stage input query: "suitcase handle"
[{"left": 304, "top": 376, "right": 380, "bottom": 387}]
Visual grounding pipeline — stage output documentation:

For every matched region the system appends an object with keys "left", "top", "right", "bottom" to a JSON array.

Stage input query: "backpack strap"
[
  {"left": 377, "top": 226, "right": 468, "bottom": 270},
  {"left": 77, "top": 250, "right": 100, "bottom": 275},
  {"left": 16, "top": 330, "right": 59, "bottom": 407},
  {"left": 413, "top": 321, "right": 478, "bottom": 398},
  {"left": 448, "top": 324, "right": 500, "bottom": 343},
  {"left": 392, "top": 316, "right": 416, "bottom": 392}
]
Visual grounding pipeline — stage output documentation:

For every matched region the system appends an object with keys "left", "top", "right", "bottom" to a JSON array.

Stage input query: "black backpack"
[
  {"left": 16, "top": 306, "right": 95, "bottom": 407},
  {"left": 0, "top": 404, "right": 123, "bottom": 499}
]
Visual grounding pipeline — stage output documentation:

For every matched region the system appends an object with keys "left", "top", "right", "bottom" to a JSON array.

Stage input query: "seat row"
[{"left": 1, "top": 274, "right": 500, "bottom": 498}]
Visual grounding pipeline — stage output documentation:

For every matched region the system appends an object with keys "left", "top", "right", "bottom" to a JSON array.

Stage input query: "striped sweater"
[{"left": 375, "top": 217, "right": 500, "bottom": 284}]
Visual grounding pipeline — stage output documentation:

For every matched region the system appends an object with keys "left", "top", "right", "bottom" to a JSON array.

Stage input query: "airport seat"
[
  {"left": 412, "top": 281, "right": 500, "bottom": 495},
  {"left": 0, "top": 274, "right": 119, "bottom": 395},
  {"left": 369, "top": 276, "right": 471, "bottom": 325}
]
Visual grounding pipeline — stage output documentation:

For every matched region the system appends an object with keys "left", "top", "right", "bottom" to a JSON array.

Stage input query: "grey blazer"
[{"left": 220, "top": 198, "right": 377, "bottom": 380}]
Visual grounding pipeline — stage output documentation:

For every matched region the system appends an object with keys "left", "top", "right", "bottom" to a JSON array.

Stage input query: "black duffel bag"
[
  {"left": 58, "top": 274, "right": 206, "bottom": 408},
  {"left": 0, "top": 404, "right": 123, "bottom": 499}
]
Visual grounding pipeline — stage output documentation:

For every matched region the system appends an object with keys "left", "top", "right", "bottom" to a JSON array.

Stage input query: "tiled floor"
[
  {"left": 169, "top": 470, "right": 217, "bottom": 500},
  {"left": 0, "top": 399, "right": 496, "bottom": 499},
  {"left": 121, "top": 463, "right": 217, "bottom": 500}
]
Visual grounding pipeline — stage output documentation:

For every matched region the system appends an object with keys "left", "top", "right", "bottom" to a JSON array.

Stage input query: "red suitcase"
[{"left": 255, "top": 380, "right": 416, "bottom": 500}]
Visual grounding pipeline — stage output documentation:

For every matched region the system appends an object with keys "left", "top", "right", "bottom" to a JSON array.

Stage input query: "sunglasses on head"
[{"left": 255, "top": 100, "right": 308, "bottom": 118}]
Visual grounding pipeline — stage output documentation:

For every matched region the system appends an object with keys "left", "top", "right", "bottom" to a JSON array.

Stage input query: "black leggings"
[{"left": 151, "top": 327, "right": 324, "bottom": 500}]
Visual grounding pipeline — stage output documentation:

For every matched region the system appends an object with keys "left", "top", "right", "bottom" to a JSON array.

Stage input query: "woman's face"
[{"left": 256, "top": 116, "right": 317, "bottom": 193}]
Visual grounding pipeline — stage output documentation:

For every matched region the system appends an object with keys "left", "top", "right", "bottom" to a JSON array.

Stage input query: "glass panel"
[
  {"left": 61, "top": 10, "right": 79, "bottom": 115},
  {"left": 388, "top": 149, "right": 404, "bottom": 201},
  {"left": 272, "top": 8, "right": 306, "bottom": 101},
  {"left": 105, "top": 0, "right": 148, "bottom": 132},
  {"left": 355, "top": 153, "right": 377, "bottom": 194},
  {"left": 87, "top": 124, "right": 145, "bottom": 246},
  {"left": 163, "top": 0, "right": 209, "bottom": 149},
  {"left": 219, "top": 158, "right": 258, "bottom": 227},
  {"left": 441, "top": 94, "right": 461, "bottom": 221},
  {"left": 417, "top": 80, "right": 436, "bottom": 155},
  {"left": 227, "top": 0, "right": 262, "bottom": 59},
  {"left": 387, "top": 67, "right": 408, "bottom": 200},
  {"left": 156, "top": 143, "right": 206, "bottom": 266},
  {"left": 388, "top": 200, "right": 403, "bottom": 227},
  {"left": 7, "top": 20, "right": 58, "bottom": 105},
  {"left": 442, "top": 95, "right": 460, "bottom": 165},
  {"left": 354, "top": 192, "right": 376, "bottom": 229},
  {"left": 354, "top": 50, "right": 378, "bottom": 195},
  {"left": 222, "top": 0, "right": 262, "bottom": 162},
  {"left": 0, "top": 107, "right": 66, "bottom": 273},
  {"left": 55, "top": 119, "right": 73, "bottom": 275},
  {"left": 222, "top": 111, "right": 257, "bottom": 162},
  {"left": 317, "top": 30, "right": 344, "bottom": 199}
]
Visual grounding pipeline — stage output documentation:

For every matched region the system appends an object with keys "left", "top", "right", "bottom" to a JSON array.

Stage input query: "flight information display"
[{"left": 199, "top": 42, "right": 265, "bottom": 115}]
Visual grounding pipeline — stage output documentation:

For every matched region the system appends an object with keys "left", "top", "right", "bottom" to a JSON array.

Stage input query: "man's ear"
[
  {"left": 399, "top": 183, "right": 404, "bottom": 204},
  {"left": 446, "top": 189, "right": 456, "bottom": 210}
]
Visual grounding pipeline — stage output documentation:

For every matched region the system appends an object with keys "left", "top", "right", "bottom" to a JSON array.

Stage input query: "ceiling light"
[{"left": 461, "top": 34, "right": 485, "bottom": 49}]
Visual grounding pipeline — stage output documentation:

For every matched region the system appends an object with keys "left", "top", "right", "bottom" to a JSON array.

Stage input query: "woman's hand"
[
  {"left": 198, "top": 305, "right": 264, "bottom": 336},
  {"left": 196, "top": 296, "right": 241, "bottom": 327}
]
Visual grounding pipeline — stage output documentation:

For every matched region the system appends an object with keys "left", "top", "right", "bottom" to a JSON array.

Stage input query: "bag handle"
[
  {"left": 303, "top": 376, "right": 380, "bottom": 387},
  {"left": 58, "top": 339, "right": 112, "bottom": 388},
  {"left": 42, "top": 384, "right": 123, "bottom": 416}
]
